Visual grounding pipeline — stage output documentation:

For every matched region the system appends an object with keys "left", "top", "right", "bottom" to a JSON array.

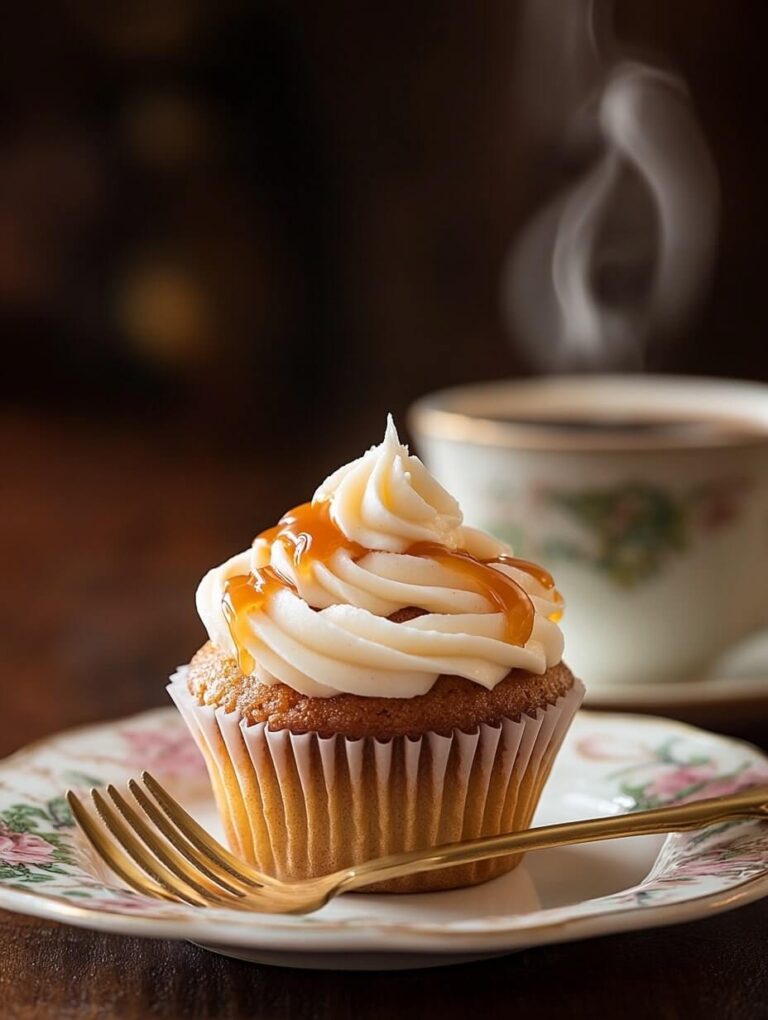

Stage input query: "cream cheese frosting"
[{"left": 196, "top": 417, "right": 564, "bottom": 697}]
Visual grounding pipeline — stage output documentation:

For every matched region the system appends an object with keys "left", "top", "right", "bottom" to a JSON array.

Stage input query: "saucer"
[
  {"left": 584, "top": 630, "right": 768, "bottom": 726},
  {"left": 0, "top": 707, "right": 766, "bottom": 970}
]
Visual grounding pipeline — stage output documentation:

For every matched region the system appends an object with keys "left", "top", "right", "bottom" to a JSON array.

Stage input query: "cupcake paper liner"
[{"left": 169, "top": 671, "right": 584, "bottom": 892}]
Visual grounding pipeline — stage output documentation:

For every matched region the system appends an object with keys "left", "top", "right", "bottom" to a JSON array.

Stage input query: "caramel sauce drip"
[
  {"left": 404, "top": 542, "right": 535, "bottom": 644},
  {"left": 485, "top": 555, "right": 555, "bottom": 590},
  {"left": 548, "top": 590, "right": 565, "bottom": 623},
  {"left": 222, "top": 572, "right": 271, "bottom": 675},
  {"left": 223, "top": 499, "right": 560, "bottom": 672},
  {"left": 485, "top": 553, "right": 564, "bottom": 624},
  {"left": 258, "top": 500, "right": 365, "bottom": 570},
  {"left": 223, "top": 501, "right": 364, "bottom": 675}
]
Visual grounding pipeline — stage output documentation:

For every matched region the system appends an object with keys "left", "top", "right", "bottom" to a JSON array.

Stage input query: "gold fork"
[{"left": 66, "top": 775, "right": 768, "bottom": 915}]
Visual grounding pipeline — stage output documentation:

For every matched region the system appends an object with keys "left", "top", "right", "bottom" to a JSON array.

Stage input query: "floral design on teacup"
[{"left": 488, "top": 476, "right": 753, "bottom": 587}]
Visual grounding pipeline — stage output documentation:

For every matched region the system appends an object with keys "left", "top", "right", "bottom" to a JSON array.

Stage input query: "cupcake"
[{"left": 171, "top": 417, "right": 583, "bottom": 892}]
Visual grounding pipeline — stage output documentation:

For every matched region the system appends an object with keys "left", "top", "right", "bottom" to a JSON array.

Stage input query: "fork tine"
[
  {"left": 66, "top": 790, "right": 176, "bottom": 903},
  {"left": 105, "top": 785, "right": 249, "bottom": 901},
  {"left": 139, "top": 772, "right": 281, "bottom": 888},
  {"left": 90, "top": 789, "right": 214, "bottom": 908},
  {"left": 126, "top": 779, "right": 260, "bottom": 892}
]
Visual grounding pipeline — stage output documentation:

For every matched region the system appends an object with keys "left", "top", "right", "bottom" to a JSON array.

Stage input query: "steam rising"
[{"left": 503, "top": 7, "right": 719, "bottom": 371}]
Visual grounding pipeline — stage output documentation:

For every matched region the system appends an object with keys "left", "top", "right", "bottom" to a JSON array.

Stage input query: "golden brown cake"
[
  {"left": 188, "top": 640, "right": 576, "bottom": 739},
  {"left": 171, "top": 418, "right": 583, "bottom": 891}
]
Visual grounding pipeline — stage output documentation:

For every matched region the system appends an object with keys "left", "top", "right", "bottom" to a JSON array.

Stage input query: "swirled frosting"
[{"left": 196, "top": 417, "right": 564, "bottom": 697}]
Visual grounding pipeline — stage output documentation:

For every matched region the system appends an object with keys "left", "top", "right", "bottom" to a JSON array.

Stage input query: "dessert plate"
[
  {"left": 584, "top": 630, "right": 768, "bottom": 726},
  {"left": 0, "top": 708, "right": 766, "bottom": 970}
]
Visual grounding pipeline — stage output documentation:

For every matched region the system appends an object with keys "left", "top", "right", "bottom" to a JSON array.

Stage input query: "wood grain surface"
[{"left": 1, "top": 414, "right": 766, "bottom": 1020}]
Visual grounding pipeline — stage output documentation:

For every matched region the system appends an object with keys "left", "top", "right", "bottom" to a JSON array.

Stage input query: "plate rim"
[
  {"left": 585, "top": 673, "right": 768, "bottom": 709},
  {"left": 0, "top": 706, "right": 767, "bottom": 954},
  {"left": 1, "top": 867, "right": 767, "bottom": 954}
]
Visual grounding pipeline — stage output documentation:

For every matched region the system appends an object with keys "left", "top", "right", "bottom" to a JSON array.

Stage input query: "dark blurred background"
[{"left": 2, "top": 1, "right": 767, "bottom": 748}]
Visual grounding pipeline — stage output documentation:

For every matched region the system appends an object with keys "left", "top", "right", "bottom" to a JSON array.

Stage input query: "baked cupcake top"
[{"left": 196, "top": 417, "right": 564, "bottom": 698}]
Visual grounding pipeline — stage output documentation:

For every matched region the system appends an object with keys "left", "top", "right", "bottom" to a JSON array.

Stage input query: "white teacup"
[{"left": 410, "top": 376, "right": 768, "bottom": 687}]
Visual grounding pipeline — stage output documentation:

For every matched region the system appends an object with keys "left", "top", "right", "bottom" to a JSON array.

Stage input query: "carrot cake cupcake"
[{"left": 170, "top": 418, "right": 583, "bottom": 891}]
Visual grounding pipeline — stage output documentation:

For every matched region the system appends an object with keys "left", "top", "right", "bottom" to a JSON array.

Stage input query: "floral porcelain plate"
[{"left": 1, "top": 708, "right": 767, "bottom": 970}]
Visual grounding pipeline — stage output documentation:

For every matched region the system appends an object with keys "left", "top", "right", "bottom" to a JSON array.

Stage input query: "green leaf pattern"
[
  {"left": 0, "top": 797, "right": 77, "bottom": 884},
  {"left": 487, "top": 476, "right": 753, "bottom": 587}
]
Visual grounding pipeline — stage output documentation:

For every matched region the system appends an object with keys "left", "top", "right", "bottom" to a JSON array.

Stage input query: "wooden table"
[{"left": 1, "top": 414, "right": 766, "bottom": 1019}]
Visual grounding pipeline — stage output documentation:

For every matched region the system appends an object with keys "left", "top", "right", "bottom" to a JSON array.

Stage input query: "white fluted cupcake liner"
[{"left": 169, "top": 671, "right": 584, "bottom": 892}]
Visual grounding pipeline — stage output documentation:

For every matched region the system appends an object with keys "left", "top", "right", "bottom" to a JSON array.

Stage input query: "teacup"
[{"left": 409, "top": 376, "right": 768, "bottom": 687}]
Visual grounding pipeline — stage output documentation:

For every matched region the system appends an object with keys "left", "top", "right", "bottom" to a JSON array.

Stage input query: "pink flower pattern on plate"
[
  {"left": 0, "top": 827, "right": 56, "bottom": 866},
  {"left": 646, "top": 766, "right": 768, "bottom": 804},
  {"left": 117, "top": 728, "right": 205, "bottom": 777},
  {"left": 575, "top": 735, "right": 652, "bottom": 763},
  {"left": 644, "top": 764, "right": 718, "bottom": 800},
  {"left": 676, "top": 768, "right": 768, "bottom": 803}
]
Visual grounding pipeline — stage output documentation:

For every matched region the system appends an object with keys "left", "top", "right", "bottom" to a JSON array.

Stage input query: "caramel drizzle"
[{"left": 223, "top": 500, "right": 561, "bottom": 674}]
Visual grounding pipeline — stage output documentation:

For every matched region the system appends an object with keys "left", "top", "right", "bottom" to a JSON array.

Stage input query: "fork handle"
[{"left": 338, "top": 785, "right": 768, "bottom": 892}]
